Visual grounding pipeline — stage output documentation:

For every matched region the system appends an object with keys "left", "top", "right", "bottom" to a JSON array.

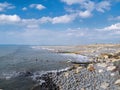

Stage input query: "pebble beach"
[{"left": 31, "top": 44, "right": 120, "bottom": 90}]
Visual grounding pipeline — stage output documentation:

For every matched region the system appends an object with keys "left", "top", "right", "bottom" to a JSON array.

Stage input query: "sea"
[{"left": 0, "top": 45, "right": 89, "bottom": 90}]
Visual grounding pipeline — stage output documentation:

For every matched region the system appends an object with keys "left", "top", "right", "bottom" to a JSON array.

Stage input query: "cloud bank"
[{"left": 62, "top": 0, "right": 111, "bottom": 18}]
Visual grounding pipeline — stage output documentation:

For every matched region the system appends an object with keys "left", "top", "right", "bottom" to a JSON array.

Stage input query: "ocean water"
[{"left": 0, "top": 45, "right": 89, "bottom": 90}]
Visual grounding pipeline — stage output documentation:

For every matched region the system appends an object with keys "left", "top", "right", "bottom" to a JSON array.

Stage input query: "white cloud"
[
  {"left": 62, "top": 0, "right": 110, "bottom": 12},
  {"left": 29, "top": 4, "right": 46, "bottom": 10},
  {"left": 0, "top": 14, "right": 21, "bottom": 23},
  {"left": 98, "top": 23, "right": 120, "bottom": 31},
  {"left": 63, "top": 0, "right": 94, "bottom": 18},
  {"left": 61, "top": 0, "right": 85, "bottom": 5},
  {"left": 79, "top": 10, "right": 92, "bottom": 18},
  {"left": 35, "top": 14, "right": 77, "bottom": 24},
  {"left": 22, "top": 14, "right": 76, "bottom": 24},
  {"left": 96, "top": 1, "right": 111, "bottom": 13},
  {"left": 62, "top": 0, "right": 111, "bottom": 19},
  {"left": 39, "top": 17, "right": 52, "bottom": 23},
  {"left": 84, "top": 1, "right": 95, "bottom": 11},
  {"left": 22, "top": 7, "right": 27, "bottom": 11},
  {"left": 104, "top": 23, "right": 120, "bottom": 31},
  {"left": 52, "top": 14, "right": 76, "bottom": 24},
  {"left": 0, "top": 14, "right": 76, "bottom": 25},
  {"left": 62, "top": 0, "right": 95, "bottom": 11},
  {"left": 0, "top": 2, "right": 15, "bottom": 12}
]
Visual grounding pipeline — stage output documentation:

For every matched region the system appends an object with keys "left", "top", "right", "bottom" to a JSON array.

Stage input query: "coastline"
[
  {"left": 31, "top": 44, "right": 120, "bottom": 90},
  {"left": 0, "top": 44, "right": 119, "bottom": 90}
]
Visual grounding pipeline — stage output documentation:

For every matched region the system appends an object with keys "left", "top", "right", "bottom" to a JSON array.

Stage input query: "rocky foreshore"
[
  {"left": 31, "top": 62, "right": 120, "bottom": 90},
  {"left": 31, "top": 44, "right": 120, "bottom": 90}
]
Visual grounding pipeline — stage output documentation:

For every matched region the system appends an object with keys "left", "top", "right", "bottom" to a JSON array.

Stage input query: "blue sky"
[{"left": 0, "top": 0, "right": 120, "bottom": 45}]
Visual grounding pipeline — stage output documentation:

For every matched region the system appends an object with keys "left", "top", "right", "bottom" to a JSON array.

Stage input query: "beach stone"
[
  {"left": 114, "top": 79, "right": 120, "bottom": 86},
  {"left": 110, "top": 73, "right": 115, "bottom": 76},
  {"left": 31, "top": 61, "right": 120, "bottom": 90},
  {"left": 64, "top": 72, "right": 69, "bottom": 77},
  {"left": 100, "top": 82, "right": 109, "bottom": 89},
  {"left": 98, "top": 69, "right": 103, "bottom": 73},
  {"left": 75, "top": 67, "right": 82, "bottom": 73},
  {"left": 97, "top": 63, "right": 107, "bottom": 67},
  {"left": 87, "top": 64, "right": 95, "bottom": 72},
  {"left": 107, "top": 66, "right": 116, "bottom": 71}
]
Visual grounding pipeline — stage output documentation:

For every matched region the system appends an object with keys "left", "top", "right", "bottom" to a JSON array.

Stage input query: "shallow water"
[
  {"left": 0, "top": 45, "right": 72, "bottom": 90},
  {"left": 0, "top": 45, "right": 88, "bottom": 90}
]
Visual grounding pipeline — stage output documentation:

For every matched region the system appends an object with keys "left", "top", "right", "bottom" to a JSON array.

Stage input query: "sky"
[{"left": 0, "top": 0, "right": 120, "bottom": 45}]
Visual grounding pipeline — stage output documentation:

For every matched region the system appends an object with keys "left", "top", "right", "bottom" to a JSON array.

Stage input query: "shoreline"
[
  {"left": 0, "top": 44, "right": 120, "bottom": 90},
  {"left": 31, "top": 44, "right": 120, "bottom": 90},
  {"left": 31, "top": 61, "right": 120, "bottom": 90}
]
